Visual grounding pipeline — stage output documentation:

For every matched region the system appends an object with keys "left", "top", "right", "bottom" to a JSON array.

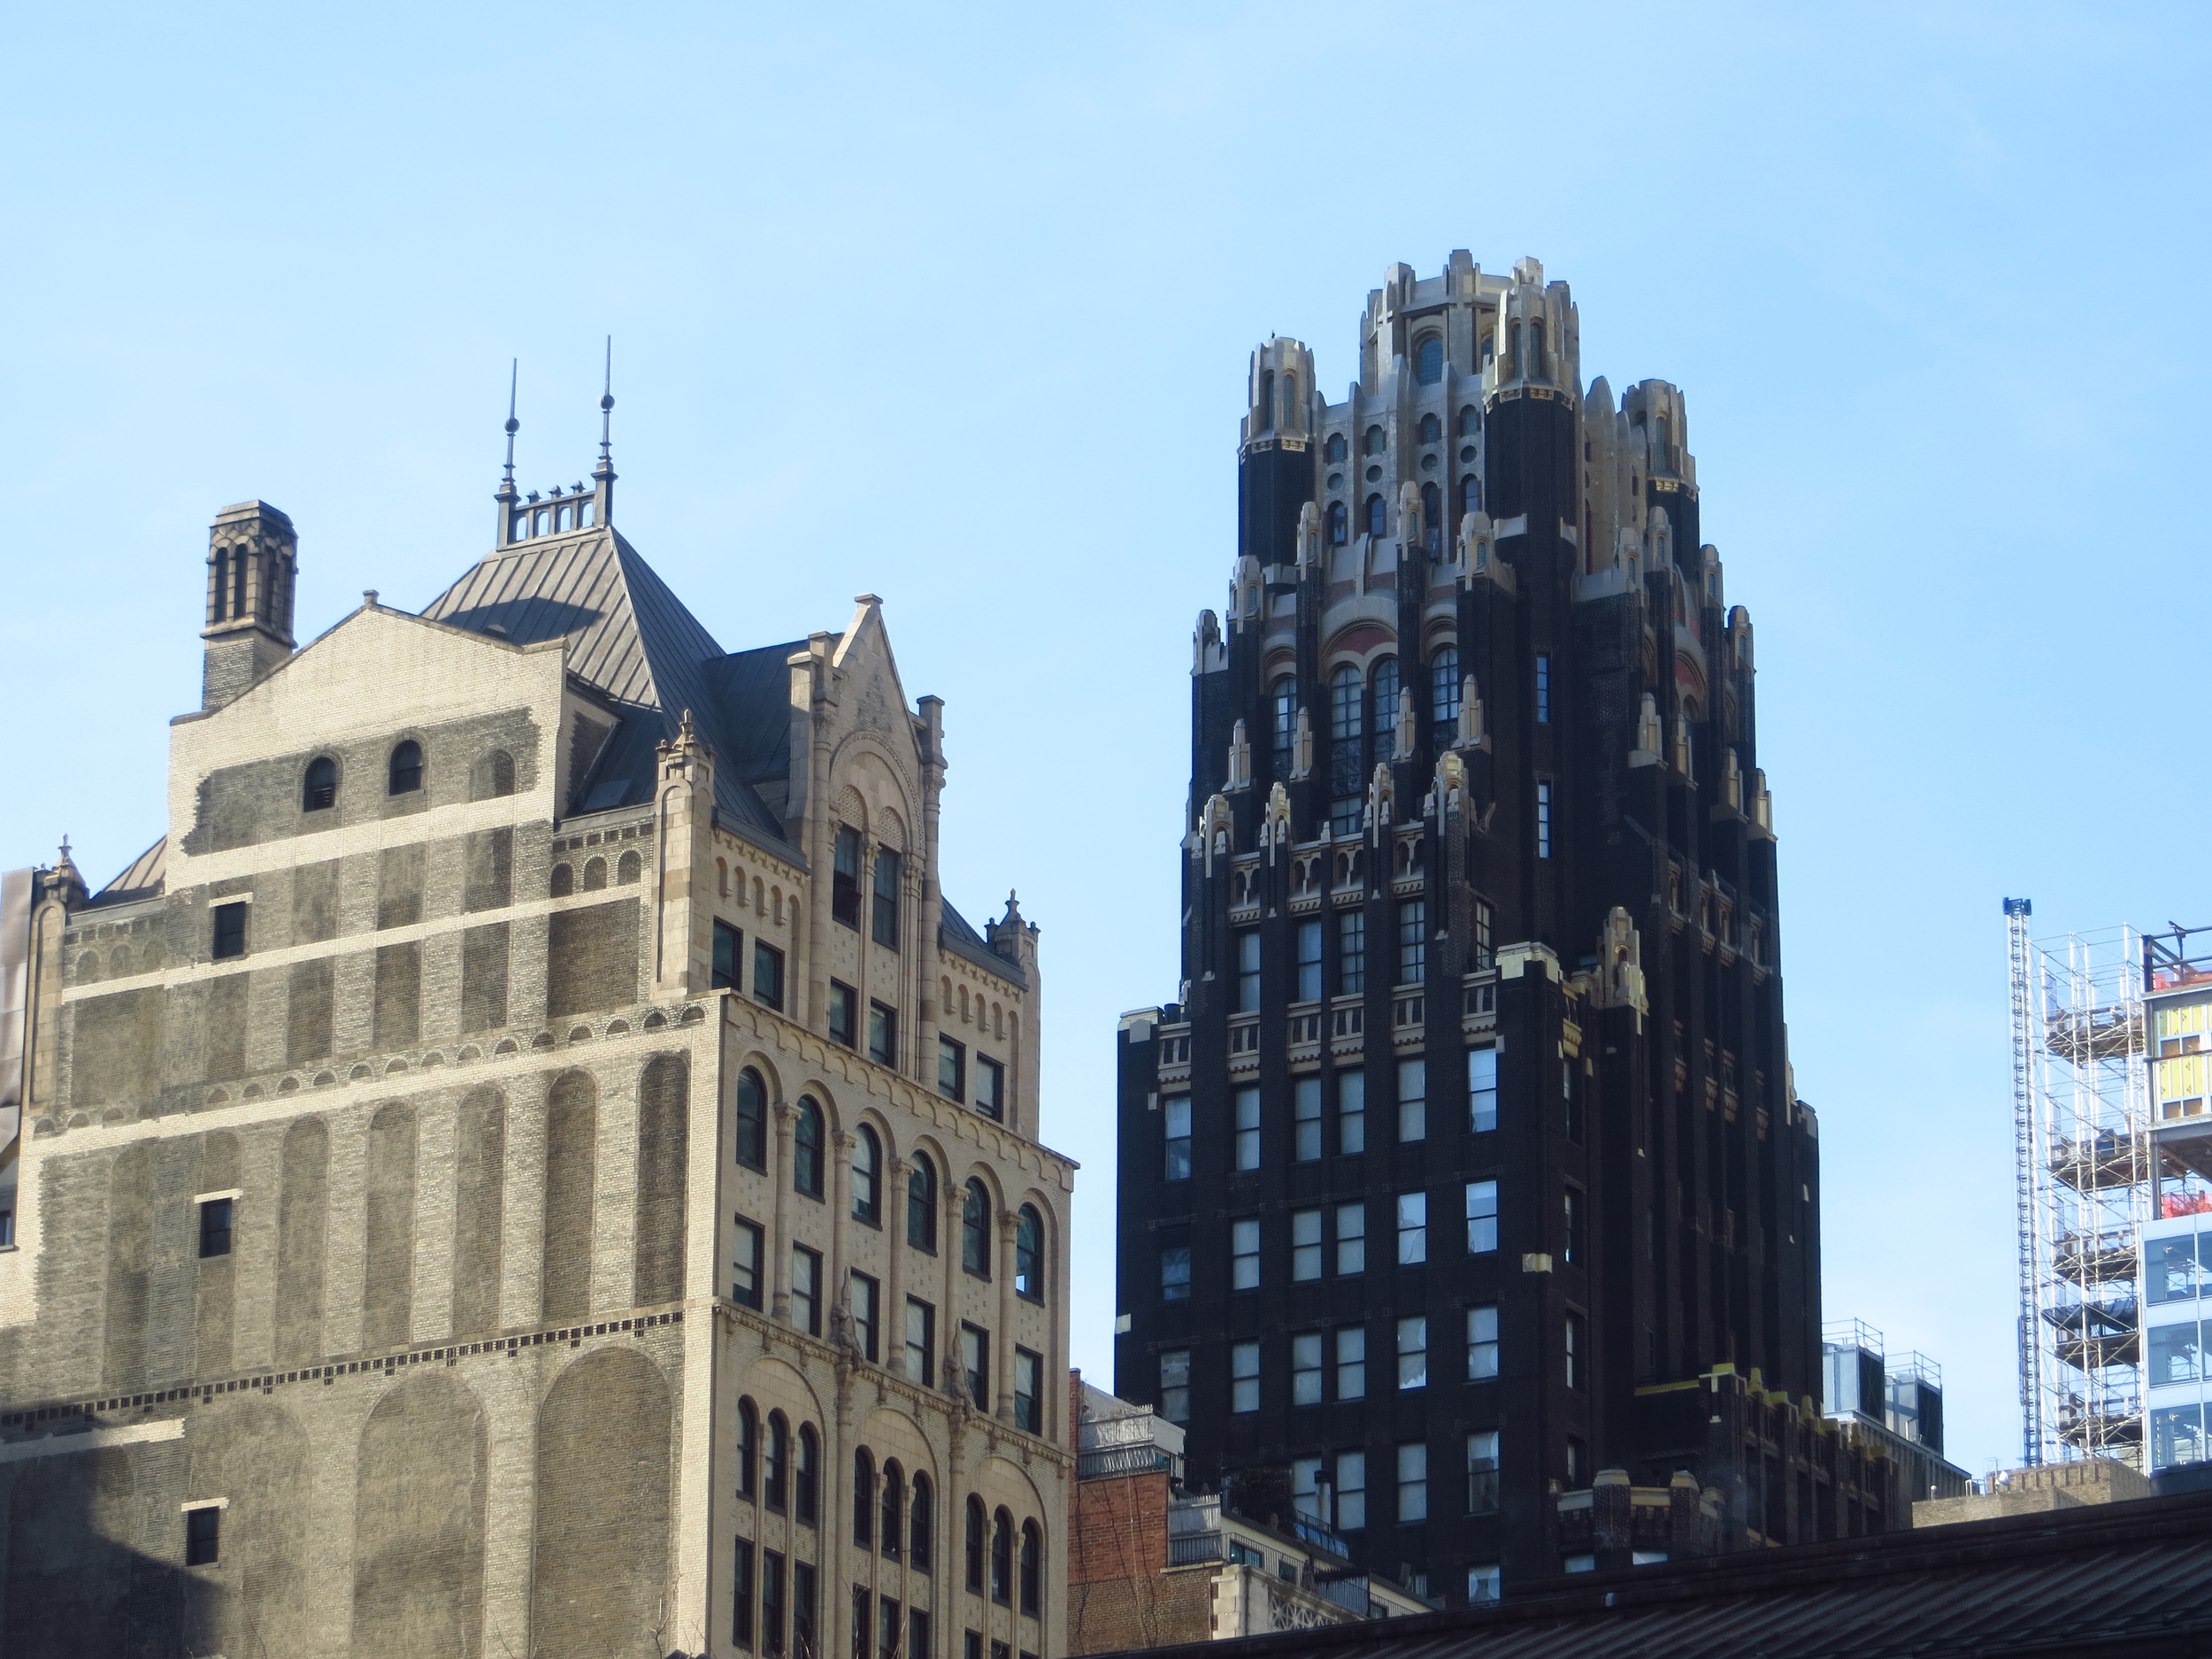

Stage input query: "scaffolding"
[{"left": 2008, "top": 904, "right": 2151, "bottom": 1469}]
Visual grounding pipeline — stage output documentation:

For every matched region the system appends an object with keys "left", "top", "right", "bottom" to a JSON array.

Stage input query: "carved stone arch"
[
  {"left": 1322, "top": 622, "right": 1400, "bottom": 676},
  {"left": 735, "top": 1048, "right": 789, "bottom": 1106},
  {"left": 853, "top": 1102, "right": 902, "bottom": 1169},
  {"left": 859, "top": 1403, "right": 941, "bottom": 1486},
  {"left": 741, "top": 1352, "right": 830, "bottom": 1427}
]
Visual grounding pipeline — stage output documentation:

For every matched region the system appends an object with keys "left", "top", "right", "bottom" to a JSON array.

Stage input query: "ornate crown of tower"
[{"left": 200, "top": 500, "right": 297, "bottom": 710}]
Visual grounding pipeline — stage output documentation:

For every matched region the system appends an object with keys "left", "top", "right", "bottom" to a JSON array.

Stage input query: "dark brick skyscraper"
[{"left": 1113, "top": 253, "right": 1839, "bottom": 1602}]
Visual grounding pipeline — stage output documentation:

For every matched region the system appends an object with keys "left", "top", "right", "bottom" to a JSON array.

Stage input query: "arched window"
[
  {"left": 766, "top": 1412, "right": 790, "bottom": 1511},
  {"left": 962, "top": 1180, "right": 991, "bottom": 1278},
  {"left": 1364, "top": 425, "right": 1386, "bottom": 457},
  {"left": 853, "top": 1448, "right": 877, "bottom": 1546},
  {"left": 1458, "top": 404, "right": 1481, "bottom": 437},
  {"left": 737, "top": 1397, "right": 759, "bottom": 1498},
  {"left": 1016, "top": 1205, "right": 1044, "bottom": 1302},
  {"left": 910, "top": 1474, "right": 934, "bottom": 1571},
  {"left": 1462, "top": 474, "right": 1481, "bottom": 518},
  {"left": 795, "top": 1098, "right": 825, "bottom": 1198},
  {"left": 1260, "top": 371, "right": 1274, "bottom": 429},
  {"left": 472, "top": 749, "right": 516, "bottom": 800},
  {"left": 964, "top": 1496, "right": 987, "bottom": 1592},
  {"left": 388, "top": 740, "right": 424, "bottom": 795},
  {"left": 1529, "top": 320, "right": 1547, "bottom": 381},
  {"left": 1020, "top": 1521, "right": 1042, "bottom": 1617},
  {"left": 736, "top": 1068, "right": 767, "bottom": 1170},
  {"left": 796, "top": 1424, "right": 819, "bottom": 1525},
  {"left": 549, "top": 863, "right": 573, "bottom": 897},
  {"left": 230, "top": 548, "right": 248, "bottom": 618},
  {"left": 1417, "top": 412, "right": 1442, "bottom": 443},
  {"left": 1415, "top": 336, "right": 1444, "bottom": 385},
  {"left": 1330, "top": 664, "right": 1363, "bottom": 742},
  {"left": 909, "top": 1153, "right": 938, "bottom": 1251},
  {"left": 1325, "top": 433, "right": 1348, "bottom": 462},
  {"left": 880, "top": 1460, "right": 905, "bottom": 1557},
  {"left": 303, "top": 757, "right": 337, "bottom": 812},
  {"left": 581, "top": 856, "right": 607, "bottom": 891},
  {"left": 1372, "top": 658, "right": 1400, "bottom": 739},
  {"left": 991, "top": 1509, "right": 1014, "bottom": 1605},
  {"left": 852, "top": 1125, "right": 881, "bottom": 1225},
  {"left": 1271, "top": 678, "right": 1297, "bottom": 766},
  {"left": 1326, "top": 501, "right": 1347, "bottom": 546},
  {"left": 1365, "top": 494, "right": 1386, "bottom": 538},
  {"left": 1432, "top": 648, "right": 1463, "bottom": 726},
  {"left": 1508, "top": 319, "right": 1523, "bottom": 380},
  {"left": 1421, "top": 483, "right": 1442, "bottom": 551},
  {"left": 617, "top": 849, "right": 641, "bottom": 883}
]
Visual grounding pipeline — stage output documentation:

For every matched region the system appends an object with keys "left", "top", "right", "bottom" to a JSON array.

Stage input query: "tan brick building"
[{"left": 0, "top": 446, "right": 1073, "bottom": 1659}]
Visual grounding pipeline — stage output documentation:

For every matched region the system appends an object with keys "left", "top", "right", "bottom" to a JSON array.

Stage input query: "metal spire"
[
  {"left": 595, "top": 336, "right": 615, "bottom": 474},
  {"left": 502, "top": 358, "right": 519, "bottom": 487}
]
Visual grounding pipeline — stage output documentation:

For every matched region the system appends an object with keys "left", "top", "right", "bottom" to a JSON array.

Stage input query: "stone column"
[
  {"left": 886, "top": 1158, "right": 910, "bottom": 1376},
  {"left": 831, "top": 1128, "right": 855, "bottom": 1320},
  {"left": 772, "top": 1101, "right": 797, "bottom": 1323},
  {"left": 995, "top": 1210, "right": 1018, "bottom": 1420},
  {"left": 943, "top": 1184, "right": 966, "bottom": 1400}
]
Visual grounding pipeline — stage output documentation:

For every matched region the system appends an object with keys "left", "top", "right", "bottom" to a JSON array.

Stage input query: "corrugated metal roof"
[
  {"left": 86, "top": 837, "right": 165, "bottom": 908},
  {"left": 1087, "top": 1493, "right": 2212, "bottom": 1659}
]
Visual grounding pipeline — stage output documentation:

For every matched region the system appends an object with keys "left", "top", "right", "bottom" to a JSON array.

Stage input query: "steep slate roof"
[
  {"left": 941, "top": 899, "right": 1026, "bottom": 988},
  {"left": 421, "top": 528, "right": 789, "bottom": 844}
]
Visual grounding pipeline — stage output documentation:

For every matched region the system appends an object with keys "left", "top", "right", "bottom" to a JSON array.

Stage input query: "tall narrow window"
[
  {"left": 766, "top": 1414, "right": 790, "bottom": 1511},
  {"left": 1397, "top": 1316, "right": 1429, "bottom": 1389},
  {"left": 792, "top": 1248, "right": 822, "bottom": 1336},
  {"left": 198, "top": 1197, "right": 234, "bottom": 1258},
  {"left": 1365, "top": 424, "right": 1387, "bottom": 457},
  {"left": 854, "top": 1448, "right": 878, "bottom": 1547},
  {"left": 1465, "top": 1180, "right": 1499, "bottom": 1255},
  {"left": 1372, "top": 657, "right": 1400, "bottom": 740},
  {"left": 1396, "top": 1193, "right": 1427, "bottom": 1265},
  {"left": 1469, "top": 1048, "right": 1499, "bottom": 1134},
  {"left": 965, "top": 1497, "right": 987, "bottom": 1593},
  {"left": 1473, "top": 900, "right": 1494, "bottom": 966},
  {"left": 388, "top": 740, "right": 424, "bottom": 795},
  {"left": 1537, "top": 781, "right": 1553, "bottom": 859},
  {"left": 905, "top": 1297, "right": 935, "bottom": 1385},
  {"left": 1335, "top": 1452, "right": 1367, "bottom": 1531},
  {"left": 794, "top": 1099, "right": 825, "bottom": 1198},
  {"left": 1261, "top": 370, "right": 1274, "bottom": 428},
  {"left": 794, "top": 1563, "right": 818, "bottom": 1657},
  {"left": 1416, "top": 336, "right": 1444, "bottom": 385},
  {"left": 763, "top": 1550, "right": 787, "bottom": 1655},
  {"left": 1160, "top": 1245, "right": 1190, "bottom": 1301},
  {"left": 733, "top": 1216, "right": 765, "bottom": 1307},
  {"left": 1293, "top": 1076, "right": 1323, "bottom": 1161},
  {"left": 1015, "top": 1206, "right": 1044, "bottom": 1301},
  {"left": 1337, "top": 1069, "right": 1365, "bottom": 1156},
  {"left": 1367, "top": 494, "right": 1387, "bottom": 538},
  {"left": 1236, "top": 931, "right": 1262, "bottom": 1012},
  {"left": 990, "top": 1511, "right": 1014, "bottom": 1605},
  {"left": 1338, "top": 912, "right": 1365, "bottom": 995},
  {"left": 1535, "top": 655, "right": 1551, "bottom": 723},
  {"left": 1529, "top": 320, "right": 1546, "bottom": 381},
  {"left": 963, "top": 1181, "right": 991, "bottom": 1277},
  {"left": 1432, "top": 649, "right": 1462, "bottom": 725},
  {"left": 852, "top": 1125, "right": 881, "bottom": 1225},
  {"left": 1331, "top": 794, "right": 1362, "bottom": 836},
  {"left": 1296, "top": 920, "right": 1324, "bottom": 1002},
  {"left": 737, "top": 1398, "right": 759, "bottom": 1497},
  {"left": 1397, "top": 1057, "right": 1426, "bottom": 1142},
  {"left": 1231, "top": 1341, "right": 1261, "bottom": 1412},
  {"left": 872, "top": 849, "right": 902, "bottom": 948},
  {"left": 975, "top": 1055, "right": 1005, "bottom": 1122},
  {"left": 828, "top": 981, "right": 856, "bottom": 1048},
  {"left": 1396, "top": 1442, "right": 1429, "bottom": 1523},
  {"left": 869, "top": 1002, "right": 897, "bottom": 1066},
  {"left": 1468, "top": 1304, "right": 1500, "bottom": 1379},
  {"left": 1292, "top": 1210, "right": 1323, "bottom": 1280},
  {"left": 908, "top": 1155, "right": 937, "bottom": 1250},
  {"left": 881, "top": 1462, "right": 905, "bottom": 1555},
  {"left": 939, "top": 1036, "right": 966, "bottom": 1101},
  {"left": 1159, "top": 1349, "right": 1191, "bottom": 1423},
  {"left": 184, "top": 1503, "right": 222, "bottom": 1565},
  {"left": 1293, "top": 1332, "right": 1325, "bottom": 1405},
  {"left": 1163, "top": 1096, "right": 1192, "bottom": 1179},
  {"left": 1335, "top": 1201, "right": 1366, "bottom": 1274},
  {"left": 1508, "top": 319, "right": 1522, "bottom": 380},
  {"left": 853, "top": 1273, "right": 879, "bottom": 1361},
  {"left": 1019, "top": 1522, "right": 1042, "bottom": 1617},
  {"left": 1330, "top": 664, "right": 1363, "bottom": 741},
  {"left": 1233, "top": 1087, "right": 1261, "bottom": 1170},
  {"left": 714, "top": 921, "right": 742, "bottom": 990},
  {"left": 753, "top": 941, "right": 785, "bottom": 1010},
  {"left": 1232, "top": 1217, "right": 1260, "bottom": 1290},
  {"left": 833, "top": 826, "right": 864, "bottom": 927},
  {"left": 1420, "top": 483, "right": 1441, "bottom": 550},
  {"left": 1327, "top": 501, "right": 1348, "bottom": 545},
  {"left": 1397, "top": 899, "right": 1426, "bottom": 986},
  {"left": 1462, "top": 474, "right": 1481, "bottom": 518},
  {"left": 960, "top": 1325, "right": 989, "bottom": 1409},
  {"left": 910, "top": 1474, "right": 934, "bottom": 1570},
  {"left": 1566, "top": 1310, "right": 1586, "bottom": 1390},
  {"left": 1563, "top": 1188, "right": 1580, "bottom": 1265},
  {"left": 1335, "top": 1328, "right": 1366, "bottom": 1401},
  {"left": 733, "top": 1538, "right": 756, "bottom": 1648},
  {"left": 303, "top": 756, "right": 337, "bottom": 812},
  {"left": 1468, "top": 1431, "right": 1501, "bottom": 1513},
  {"left": 1271, "top": 678, "right": 1298, "bottom": 766},
  {"left": 1014, "top": 1348, "right": 1041, "bottom": 1432},
  {"left": 211, "top": 902, "right": 248, "bottom": 961}
]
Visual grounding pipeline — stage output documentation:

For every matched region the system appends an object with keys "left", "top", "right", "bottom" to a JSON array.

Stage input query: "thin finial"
[
  {"left": 598, "top": 335, "right": 614, "bottom": 463},
  {"left": 502, "top": 358, "right": 519, "bottom": 486}
]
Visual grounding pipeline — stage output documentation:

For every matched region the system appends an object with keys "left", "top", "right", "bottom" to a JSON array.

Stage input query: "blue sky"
[{"left": 4, "top": 0, "right": 2206, "bottom": 1476}]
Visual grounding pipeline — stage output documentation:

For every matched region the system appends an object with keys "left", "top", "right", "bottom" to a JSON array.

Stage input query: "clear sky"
[{"left": 4, "top": 0, "right": 2206, "bottom": 1479}]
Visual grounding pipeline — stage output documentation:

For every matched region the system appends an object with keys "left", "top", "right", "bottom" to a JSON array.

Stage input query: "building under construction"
[{"left": 2008, "top": 903, "right": 2212, "bottom": 1472}]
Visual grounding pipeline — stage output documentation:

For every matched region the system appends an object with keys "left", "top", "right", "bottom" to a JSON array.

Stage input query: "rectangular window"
[
  {"left": 964, "top": 1632, "right": 982, "bottom": 1659},
  {"left": 792, "top": 1246, "right": 822, "bottom": 1336},
  {"left": 1467, "top": 1563, "right": 1502, "bottom": 1605},
  {"left": 975, "top": 1056, "right": 1005, "bottom": 1122},
  {"left": 1233, "top": 1086, "right": 1261, "bottom": 1170},
  {"left": 1469, "top": 1048, "right": 1499, "bottom": 1133},
  {"left": 1468, "top": 1304, "right": 1500, "bottom": 1380},
  {"left": 1535, "top": 654, "right": 1550, "bottom": 724},
  {"left": 1292, "top": 1332, "right": 1324, "bottom": 1405},
  {"left": 1397, "top": 899, "right": 1425, "bottom": 985},
  {"left": 1331, "top": 795, "right": 1363, "bottom": 838},
  {"left": 1465, "top": 1180, "right": 1498, "bottom": 1255},
  {"left": 714, "top": 920, "right": 743, "bottom": 990},
  {"left": 794, "top": 1563, "right": 818, "bottom": 1659},
  {"left": 1566, "top": 1310, "right": 1586, "bottom": 1390},
  {"left": 905, "top": 1297, "right": 935, "bottom": 1386},
  {"left": 1161, "top": 1245, "right": 1191, "bottom": 1301},
  {"left": 1568, "top": 1438, "right": 1587, "bottom": 1486},
  {"left": 1338, "top": 910, "right": 1365, "bottom": 993},
  {"left": 1291, "top": 1209, "right": 1323, "bottom": 1280},
  {"left": 1335, "top": 1328, "right": 1366, "bottom": 1401},
  {"left": 1396, "top": 1441, "right": 1428, "bottom": 1523},
  {"left": 1335, "top": 1451, "right": 1367, "bottom": 1532},
  {"left": 1160, "top": 1349, "right": 1191, "bottom": 1423},
  {"left": 1232, "top": 1217, "right": 1261, "bottom": 1290},
  {"left": 1294, "top": 1076, "right": 1323, "bottom": 1161},
  {"left": 869, "top": 1002, "right": 897, "bottom": 1066},
  {"left": 1014, "top": 1348, "right": 1041, "bottom": 1432},
  {"left": 939, "top": 1036, "right": 965, "bottom": 1101},
  {"left": 1397, "top": 1316, "right": 1428, "bottom": 1389},
  {"left": 1231, "top": 1340, "right": 1261, "bottom": 1413},
  {"left": 733, "top": 1538, "right": 756, "bottom": 1648},
  {"left": 197, "top": 1197, "right": 234, "bottom": 1259},
  {"left": 828, "top": 981, "right": 856, "bottom": 1048},
  {"left": 959, "top": 1324, "right": 989, "bottom": 1410},
  {"left": 880, "top": 1596, "right": 902, "bottom": 1659},
  {"left": 833, "top": 826, "right": 864, "bottom": 927},
  {"left": 1468, "top": 1431, "right": 1501, "bottom": 1513},
  {"left": 872, "top": 849, "right": 902, "bottom": 948},
  {"left": 1296, "top": 920, "right": 1324, "bottom": 1002},
  {"left": 753, "top": 941, "right": 785, "bottom": 1011},
  {"left": 851, "top": 1271, "right": 879, "bottom": 1363},
  {"left": 1236, "top": 930, "right": 1262, "bottom": 1012},
  {"left": 1563, "top": 1188, "right": 1580, "bottom": 1265},
  {"left": 1397, "top": 1057, "right": 1426, "bottom": 1142},
  {"left": 1396, "top": 1192, "right": 1427, "bottom": 1265},
  {"left": 211, "top": 901, "right": 248, "bottom": 961},
  {"left": 910, "top": 1608, "right": 932, "bottom": 1659},
  {"left": 1473, "top": 900, "right": 1494, "bottom": 967},
  {"left": 1163, "top": 1096, "right": 1192, "bottom": 1180},
  {"left": 1536, "top": 780, "right": 1552, "bottom": 859},
  {"left": 1336, "top": 1202, "right": 1366, "bottom": 1275},
  {"left": 185, "top": 1504, "right": 221, "bottom": 1565},
  {"left": 1338, "top": 1070, "right": 1365, "bottom": 1156},
  {"left": 763, "top": 1550, "right": 787, "bottom": 1656},
  {"left": 733, "top": 1216, "right": 765, "bottom": 1308},
  {"left": 855, "top": 1587, "right": 872, "bottom": 1659}
]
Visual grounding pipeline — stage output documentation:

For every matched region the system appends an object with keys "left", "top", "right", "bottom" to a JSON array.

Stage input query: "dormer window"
[
  {"left": 388, "top": 740, "right": 423, "bottom": 795},
  {"left": 303, "top": 757, "right": 337, "bottom": 812},
  {"left": 1415, "top": 336, "right": 1444, "bottom": 385}
]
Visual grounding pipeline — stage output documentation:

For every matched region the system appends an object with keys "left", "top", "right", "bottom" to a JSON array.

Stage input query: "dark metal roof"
[
  {"left": 1087, "top": 1491, "right": 2212, "bottom": 1659},
  {"left": 941, "top": 900, "right": 1026, "bottom": 989},
  {"left": 85, "top": 837, "right": 165, "bottom": 909}
]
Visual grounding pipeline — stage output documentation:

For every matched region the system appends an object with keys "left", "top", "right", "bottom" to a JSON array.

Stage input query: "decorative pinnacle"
[
  {"left": 595, "top": 334, "right": 615, "bottom": 475},
  {"left": 500, "top": 358, "right": 519, "bottom": 494}
]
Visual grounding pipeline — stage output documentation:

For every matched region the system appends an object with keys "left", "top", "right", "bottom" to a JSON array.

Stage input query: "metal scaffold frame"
[{"left": 2008, "top": 902, "right": 2149, "bottom": 1470}]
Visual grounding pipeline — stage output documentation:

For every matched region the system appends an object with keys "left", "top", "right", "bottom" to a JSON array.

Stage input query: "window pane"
[
  {"left": 1469, "top": 1048, "right": 1499, "bottom": 1133},
  {"left": 1164, "top": 1096, "right": 1192, "bottom": 1180},
  {"left": 1294, "top": 1077, "right": 1323, "bottom": 1162},
  {"left": 1232, "top": 1341, "right": 1260, "bottom": 1413},
  {"left": 1233, "top": 1086, "right": 1261, "bottom": 1171},
  {"left": 1397, "top": 1058, "right": 1426, "bottom": 1143},
  {"left": 1465, "top": 1179, "right": 1498, "bottom": 1254},
  {"left": 1335, "top": 1328, "right": 1366, "bottom": 1401},
  {"left": 1291, "top": 1209, "right": 1322, "bottom": 1281},
  {"left": 1396, "top": 1441, "right": 1428, "bottom": 1523},
  {"left": 1396, "top": 1193, "right": 1427, "bottom": 1265},
  {"left": 1232, "top": 1217, "right": 1260, "bottom": 1290},
  {"left": 1396, "top": 1316, "right": 1427, "bottom": 1389},
  {"left": 1338, "top": 1070, "right": 1365, "bottom": 1156},
  {"left": 1160, "top": 1349, "right": 1191, "bottom": 1423},
  {"left": 1161, "top": 1247, "right": 1191, "bottom": 1301},
  {"left": 1468, "top": 1304, "right": 1499, "bottom": 1380},
  {"left": 1335, "top": 1202, "right": 1365, "bottom": 1275}
]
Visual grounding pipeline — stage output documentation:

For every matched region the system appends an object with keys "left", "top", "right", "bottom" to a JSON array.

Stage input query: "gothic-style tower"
[
  {"left": 1116, "top": 254, "right": 1864, "bottom": 1604},
  {"left": 200, "top": 500, "right": 297, "bottom": 709}
]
